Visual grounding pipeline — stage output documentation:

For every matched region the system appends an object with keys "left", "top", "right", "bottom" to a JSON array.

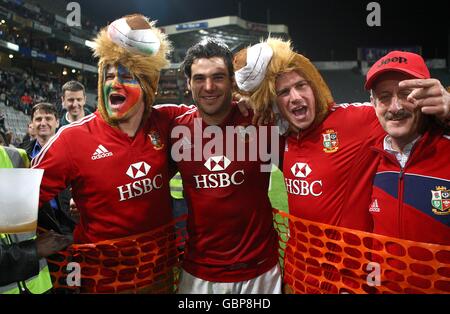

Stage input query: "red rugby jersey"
[
  {"left": 283, "top": 103, "right": 385, "bottom": 231},
  {"left": 32, "top": 111, "right": 174, "bottom": 243},
  {"left": 165, "top": 104, "right": 279, "bottom": 282}
]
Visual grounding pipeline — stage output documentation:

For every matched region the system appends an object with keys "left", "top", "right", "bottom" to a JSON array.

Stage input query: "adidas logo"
[
  {"left": 369, "top": 199, "right": 381, "bottom": 213},
  {"left": 91, "top": 145, "right": 113, "bottom": 160}
]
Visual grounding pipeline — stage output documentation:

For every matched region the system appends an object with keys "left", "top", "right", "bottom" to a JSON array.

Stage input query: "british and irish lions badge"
[
  {"left": 148, "top": 130, "right": 164, "bottom": 150},
  {"left": 322, "top": 129, "right": 339, "bottom": 153},
  {"left": 431, "top": 186, "right": 450, "bottom": 215}
]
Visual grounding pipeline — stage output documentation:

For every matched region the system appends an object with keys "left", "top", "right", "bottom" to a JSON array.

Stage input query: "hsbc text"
[
  {"left": 117, "top": 174, "right": 163, "bottom": 201},
  {"left": 194, "top": 170, "right": 245, "bottom": 188},
  {"left": 285, "top": 178, "right": 323, "bottom": 196}
]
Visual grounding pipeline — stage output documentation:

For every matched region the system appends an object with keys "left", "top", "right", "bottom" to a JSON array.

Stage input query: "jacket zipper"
[{"left": 398, "top": 167, "right": 405, "bottom": 239}]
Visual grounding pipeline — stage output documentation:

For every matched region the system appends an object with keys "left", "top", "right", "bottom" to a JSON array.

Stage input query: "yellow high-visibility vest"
[
  {"left": 0, "top": 146, "right": 52, "bottom": 294},
  {"left": 170, "top": 172, "right": 184, "bottom": 200}
]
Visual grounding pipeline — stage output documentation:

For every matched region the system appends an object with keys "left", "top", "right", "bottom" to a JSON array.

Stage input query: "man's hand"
[
  {"left": 234, "top": 92, "right": 274, "bottom": 125},
  {"left": 69, "top": 198, "right": 80, "bottom": 223},
  {"left": 400, "top": 79, "right": 450, "bottom": 120},
  {"left": 234, "top": 93, "right": 251, "bottom": 117},
  {"left": 36, "top": 230, "right": 73, "bottom": 258}
]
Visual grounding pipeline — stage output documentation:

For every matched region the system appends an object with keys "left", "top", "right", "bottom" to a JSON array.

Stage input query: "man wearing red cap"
[
  {"left": 234, "top": 41, "right": 449, "bottom": 232},
  {"left": 234, "top": 40, "right": 450, "bottom": 293},
  {"left": 366, "top": 51, "right": 450, "bottom": 245}
]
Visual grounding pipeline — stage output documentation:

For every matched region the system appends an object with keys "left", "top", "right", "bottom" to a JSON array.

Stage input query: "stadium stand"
[{"left": 0, "top": 0, "right": 448, "bottom": 145}]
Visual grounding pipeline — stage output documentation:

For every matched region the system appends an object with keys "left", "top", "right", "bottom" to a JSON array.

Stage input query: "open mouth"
[
  {"left": 109, "top": 94, "right": 126, "bottom": 106},
  {"left": 291, "top": 106, "right": 306, "bottom": 117}
]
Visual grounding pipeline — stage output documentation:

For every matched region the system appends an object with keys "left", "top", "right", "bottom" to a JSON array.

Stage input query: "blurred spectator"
[
  {"left": 19, "top": 122, "right": 36, "bottom": 150},
  {"left": 20, "top": 92, "right": 33, "bottom": 115},
  {"left": 5, "top": 130, "right": 15, "bottom": 148},
  {"left": 60, "top": 81, "right": 91, "bottom": 127},
  {"left": 0, "top": 110, "right": 6, "bottom": 133},
  {"left": 23, "top": 103, "right": 75, "bottom": 234}
]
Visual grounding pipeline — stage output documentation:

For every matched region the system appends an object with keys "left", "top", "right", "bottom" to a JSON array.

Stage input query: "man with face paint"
[
  {"left": 366, "top": 51, "right": 450, "bottom": 246},
  {"left": 31, "top": 15, "right": 178, "bottom": 292}
]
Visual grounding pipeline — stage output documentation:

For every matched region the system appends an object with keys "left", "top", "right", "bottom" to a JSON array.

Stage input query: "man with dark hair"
[
  {"left": 26, "top": 103, "right": 59, "bottom": 159},
  {"left": 24, "top": 103, "right": 75, "bottom": 235},
  {"left": 170, "top": 39, "right": 281, "bottom": 293},
  {"left": 60, "top": 80, "right": 92, "bottom": 127}
]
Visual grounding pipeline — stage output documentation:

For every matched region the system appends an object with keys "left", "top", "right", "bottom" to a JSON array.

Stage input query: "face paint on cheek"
[
  {"left": 115, "top": 85, "right": 142, "bottom": 117},
  {"left": 103, "top": 82, "right": 114, "bottom": 116},
  {"left": 102, "top": 64, "right": 143, "bottom": 119}
]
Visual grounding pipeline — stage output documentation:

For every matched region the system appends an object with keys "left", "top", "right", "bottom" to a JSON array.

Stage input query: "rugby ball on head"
[{"left": 108, "top": 17, "right": 160, "bottom": 55}]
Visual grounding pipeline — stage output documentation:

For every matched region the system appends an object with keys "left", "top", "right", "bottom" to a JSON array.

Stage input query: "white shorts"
[{"left": 177, "top": 264, "right": 282, "bottom": 294}]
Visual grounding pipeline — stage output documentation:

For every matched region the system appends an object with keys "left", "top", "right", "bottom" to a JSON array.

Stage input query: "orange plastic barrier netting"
[
  {"left": 273, "top": 210, "right": 450, "bottom": 294},
  {"left": 44, "top": 216, "right": 187, "bottom": 294}
]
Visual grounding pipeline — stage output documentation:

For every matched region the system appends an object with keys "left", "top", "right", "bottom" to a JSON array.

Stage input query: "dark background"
[{"left": 76, "top": 0, "right": 449, "bottom": 61}]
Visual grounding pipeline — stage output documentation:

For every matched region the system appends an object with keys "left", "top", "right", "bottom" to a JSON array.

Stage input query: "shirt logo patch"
[
  {"left": 431, "top": 186, "right": 450, "bottom": 216},
  {"left": 126, "top": 161, "right": 151, "bottom": 179},
  {"left": 369, "top": 199, "right": 381, "bottom": 213},
  {"left": 148, "top": 130, "right": 164, "bottom": 150},
  {"left": 322, "top": 129, "right": 339, "bottom": 153},
  {"left": 290, "top": 162, "right": 312, "bottom": 178},
  {"left": 91, "top": 145, "right": 113, "bottom": 160},
  {"left": 204, "top": 156, "right": 231, "bottom": 172}
]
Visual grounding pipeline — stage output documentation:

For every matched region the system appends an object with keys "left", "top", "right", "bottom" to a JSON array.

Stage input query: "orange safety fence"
[
  {"left": 43, "top": 215, "right": 187, "bottom": 294},
  {"left": 273, "top": 209, "right": 450, "bottom": 294}
]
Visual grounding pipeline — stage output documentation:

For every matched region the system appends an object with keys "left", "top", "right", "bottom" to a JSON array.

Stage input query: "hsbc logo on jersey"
[
  {"left": 286, "top": 163, "right": 323, "bottom": 197},
  {"left": 204, "top": 156, "right": 231, "bottom": 172},
  {"left": 194, "top": 155, "right": 245, "bottom": 188},
  {"left": 291, "top": 163, "right": 312, "bottom": 178},
  {"left": 118, "top": 161, "right": 163, "bottom": 201},
  {"left": 126, "top": 162, "right": 151, "bottom": 179}
]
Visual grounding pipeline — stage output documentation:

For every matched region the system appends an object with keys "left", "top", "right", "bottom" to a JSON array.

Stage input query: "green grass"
[
  {"left": 268, "top": 166, "right": 289, "bottom": 268},
  {"left": 268, "top": 166, "right": 288, "bottom": 213}
]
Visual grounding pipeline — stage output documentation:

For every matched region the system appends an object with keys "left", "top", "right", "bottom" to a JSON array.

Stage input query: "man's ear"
[
  {"left": 186, "top": 78, "right": 192, "bottom": 91},
  {"left": 370, "top": 91, "right": 377, "bottom": 107},
  {"left": 61, "top": 96, "right": 65, "bottom": 109}
]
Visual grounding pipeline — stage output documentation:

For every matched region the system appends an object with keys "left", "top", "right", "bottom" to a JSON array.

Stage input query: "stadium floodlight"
[
  {"left": 85, "top": 40, "right": 96, "bottom": 49},
  {"left": 6, "top": 42, "right": 19, "bottom": 52}
]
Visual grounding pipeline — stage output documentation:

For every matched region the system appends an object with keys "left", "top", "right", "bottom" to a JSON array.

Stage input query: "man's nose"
[
  {"left": 388, "top": 95, "right": 403, "bottom": 112},
  {"left": 204, "top": 77, "right": 215, "bottom": 91},
  {"left": 289, "top": 87, "right": 303, "bottom": 102}
]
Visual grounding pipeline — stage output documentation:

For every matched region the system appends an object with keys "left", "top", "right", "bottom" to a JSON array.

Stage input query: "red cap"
[{"left": 365, "top": 50, "right": 430, "bottom": 90}]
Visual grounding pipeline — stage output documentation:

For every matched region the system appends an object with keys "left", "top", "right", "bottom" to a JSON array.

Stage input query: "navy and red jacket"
[{"left": 369, "top": 127, "right": 450, "bottom": 245}]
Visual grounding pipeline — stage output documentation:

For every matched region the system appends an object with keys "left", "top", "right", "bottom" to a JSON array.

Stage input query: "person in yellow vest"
[
  {"left": 170, "top": 172, "right": 188, "bottom": 238},
  {"left": 0, "top": 145, "right": 72, "bottom": 294}
]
